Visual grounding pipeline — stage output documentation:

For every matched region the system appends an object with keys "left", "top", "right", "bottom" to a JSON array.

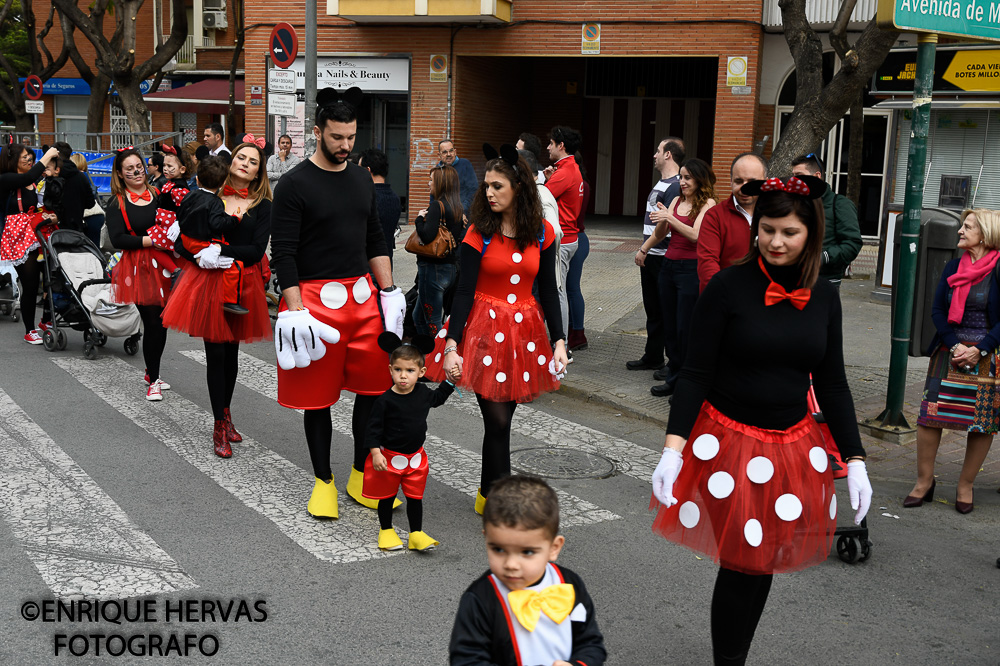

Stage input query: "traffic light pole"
[{"left": 875, "top": 32, "right": 937, "bottom": 428}]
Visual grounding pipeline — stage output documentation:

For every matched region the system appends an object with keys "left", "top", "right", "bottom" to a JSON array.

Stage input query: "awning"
[
  {"left": 873, "top": 98, "right": 1000, "bottom": 109},
  {"left": 143, "top": 78, "right": 244, "bottom": 114}
]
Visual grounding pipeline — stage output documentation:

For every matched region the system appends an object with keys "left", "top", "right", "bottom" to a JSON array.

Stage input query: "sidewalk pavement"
[{"left": 390, "top": 216, "right": 1000, "bottom": 492}]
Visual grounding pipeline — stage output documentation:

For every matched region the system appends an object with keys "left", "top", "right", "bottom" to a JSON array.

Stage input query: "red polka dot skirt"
[
  {"left": 651, "top": 402, "right": 837, "bottom": 575},
  {"left": 0, "top": 212, "right": 45, "bottom": 265},
  {"left": 111, "top": 248, "right": 177, "bottom": 307}
]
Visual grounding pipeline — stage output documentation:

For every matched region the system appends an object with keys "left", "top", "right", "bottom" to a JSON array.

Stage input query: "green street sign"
[{"left": 877, "top": 0, "right": 1000, "bottom": 42}]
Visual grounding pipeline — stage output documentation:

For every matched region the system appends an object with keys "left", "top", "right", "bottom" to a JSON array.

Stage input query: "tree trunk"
[
  {"left": 114, "top": 80, "right": 151, "bottom": 135},
  {"left": 846, "top": 93, "right": 863, "bottom": 207},
  {"left": 86, "top": 73, "right": 111, "bottom": 150}
]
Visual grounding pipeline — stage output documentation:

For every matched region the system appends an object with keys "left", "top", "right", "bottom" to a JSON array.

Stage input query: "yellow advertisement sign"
[{"left": 941, "top": 50, "right": 1000, "bottom": 91}]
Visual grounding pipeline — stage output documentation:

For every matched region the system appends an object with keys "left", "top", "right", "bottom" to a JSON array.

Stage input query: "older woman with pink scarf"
[{"left": 907, "top": 209, "right": 1000, "bottom": 514}]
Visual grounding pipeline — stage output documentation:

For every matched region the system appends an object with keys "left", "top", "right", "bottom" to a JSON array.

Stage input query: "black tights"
[
  {"left": 378, "top": 497, "right": 422, "bottom": 532},
  {"left": 204, "top": 341, "right": 239, "bottom": 420},
  {"left": 15, "top": 255, "right": 50, "bottom": 334},
  {"left": 711, "top": 567, "right": 773, "bottom": 666},
  {"left": 476, "top": 395, "right": 517, "bottom": 496},
  {"left": 137, "top": 305, "right": 167, "bottom": 381},
  {"left": 303, "top": 393, "right": 378, "bottom": 481}
]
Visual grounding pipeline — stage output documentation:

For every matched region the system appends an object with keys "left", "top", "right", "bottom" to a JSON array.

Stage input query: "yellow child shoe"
[
  {"left": 475, "top": 489, "right": 487, "bottom": 515},
  {"left": 347, "top": 466, "right": 401, "bottom": 509},
  {"left": 408, "top": 531, "right": 439, "bottom": 552},
  {"left": 378, "top": 528, "right": 404, "bottom": 551},
  {"left": 307, "top": 477, "right": 338, "bottom": 519}
]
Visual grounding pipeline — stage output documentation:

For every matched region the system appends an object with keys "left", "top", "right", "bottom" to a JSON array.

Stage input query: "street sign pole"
[
  {"left": 876, "top": 32, "right": 938, "bottom": 428},
  {"left": 304, "top": 0, "right": 317, "bottom": 157}
]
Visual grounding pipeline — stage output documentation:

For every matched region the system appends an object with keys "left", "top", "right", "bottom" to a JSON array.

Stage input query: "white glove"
[
  {"left": 651, "top": 448, "right": 683, "bottom": 508},
  {"left": 166, "top": 220, "right": 180, "bottom": 242},
  {"left": 274, "top": 308, "right": 341, "bottom": 371},
  {"left": 379, "top": 286, "right": 406, "bottom": 338},
  {"left": 195, "top": 243, "right": 221, "bottom": 267},
  {"left": 846, "top": 460, "right": 872, "bottom": 525},
  {"left": 548, "top": 357, "right": 566, "bottom": 380}
]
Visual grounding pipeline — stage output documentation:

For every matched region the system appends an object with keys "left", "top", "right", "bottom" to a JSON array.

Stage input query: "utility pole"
[{"left": 304, "top": 0, "right": 317, "bottom": 157}]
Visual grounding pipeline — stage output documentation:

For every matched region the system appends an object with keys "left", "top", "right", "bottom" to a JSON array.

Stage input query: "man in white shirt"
[
  {"left": 267, "top": 134, "right": 301, "bottom": 192},
  {"left": 203, "top": 123, "right": 231, "bottom": 161}
]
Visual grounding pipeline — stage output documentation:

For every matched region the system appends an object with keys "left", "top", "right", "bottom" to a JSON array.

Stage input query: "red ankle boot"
[
  {"left": 223, "top": 407, "right": 242, "bottom": 443},
  {"left": 213, "top": 420, "right": 232, "bottom": 458}
]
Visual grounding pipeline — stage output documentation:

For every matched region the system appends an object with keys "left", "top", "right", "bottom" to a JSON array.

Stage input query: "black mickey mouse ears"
[
  {"left": 740, "top": 175, "right": 827, "bottom": 200},
  {"left": 316, "top": 86, "right": 364, "bottom": 111},
  {"left": 483, "top": 143, "right": 520, "bottom": 172},
  {"left": 377, "top": 332, "right": 436, "bottom": 356}
]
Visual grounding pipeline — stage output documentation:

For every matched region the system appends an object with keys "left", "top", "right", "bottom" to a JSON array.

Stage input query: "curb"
[{"left": 558, "top": 381, "right": 669, "bottom": 429}]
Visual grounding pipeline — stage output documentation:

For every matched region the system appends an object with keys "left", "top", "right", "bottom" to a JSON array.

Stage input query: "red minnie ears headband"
[{"left": 740, "top": 175, "right": 827, "bottom": 199}]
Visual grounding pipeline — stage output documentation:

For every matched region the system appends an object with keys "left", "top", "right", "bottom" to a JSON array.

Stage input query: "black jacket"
[
  {"left": 450, "top": 565, "right": 606, "bottom": 666},
  {"left": 45, "top": 160, "right": 95, "bottom": 233},
  {"left": 178, "top": 189, "right": 239, "bottom": 243}
]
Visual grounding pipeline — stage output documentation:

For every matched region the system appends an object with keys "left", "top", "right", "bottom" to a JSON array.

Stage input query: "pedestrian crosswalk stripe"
[
  {"left": 54, "top": 357, "right": 401, "bottom": 564},
  {"left": 0, "top": 387, "right": 197, "bottom": 599},
  {"left": 179, "top": 351, "right": 621, "bottom": 528}
]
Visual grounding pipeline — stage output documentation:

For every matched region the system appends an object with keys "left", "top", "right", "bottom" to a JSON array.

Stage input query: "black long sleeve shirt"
[
  {"left": 178, "top": 189, "right": 239, "bottom": 243},
  {"left": 667, "top": 260, "right": 865, "bottom": 459},
  {"left": 366, "top": 382, "right": 455, "bottom": 455},
  {"left": 1, "top": 161, "right": 45, "bottom": 215},
  {"left": 415, "top": 199, "right": 464, "bottom": 264},
  {"left": 270, "top": 160, "right": 388, "bottom": 289},
  {"left": 105, "top": 199, "right": 158, "bottom": 251},
  {"left": 54, "top": 161, "right": 96, "bottom": 233},
  {"left": 175, "top": 199, "right": 272, "bottom": 268}
]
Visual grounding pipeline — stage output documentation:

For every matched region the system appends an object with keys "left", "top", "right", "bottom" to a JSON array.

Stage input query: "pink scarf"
[{"left": 947, "top": 249, "right": 1000, "bottom": 324}]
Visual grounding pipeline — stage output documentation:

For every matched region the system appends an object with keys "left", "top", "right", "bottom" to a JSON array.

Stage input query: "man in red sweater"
[{"left": 696, "top": 152, "right": 768, "bottom": 291}]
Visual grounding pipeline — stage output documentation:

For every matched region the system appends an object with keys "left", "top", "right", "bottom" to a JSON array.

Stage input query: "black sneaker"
[
  {"left": 223, "top": 302, "right": 250, "bottom": 315},
  {"left": 650, "top": 382, "right": 676, "bottom": 397},
  {"left": 626, "top": 358, "right": 664, "bottom": 371}
]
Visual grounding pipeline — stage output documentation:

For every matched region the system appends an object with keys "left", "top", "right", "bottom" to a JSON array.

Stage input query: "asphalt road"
[{"left": 0, "top": 324, "right": 997, "bottom": 665}]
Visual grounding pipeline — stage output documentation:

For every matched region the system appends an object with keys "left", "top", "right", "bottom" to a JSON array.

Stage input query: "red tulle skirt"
[
  {"left": 651, "top": 402, "right": 837, "bottom": 575},
  {"left": 110, "top": 248, "right": 176, "bottom": 307},
  {"left": 162, "top": 261, "right": 272, "bottom": 344},
  {"left": 425, "top": 293, "right": 559, "bottom": 403},
  {"left": 0, "top": 212, "right": 46, "bottom": 265}
]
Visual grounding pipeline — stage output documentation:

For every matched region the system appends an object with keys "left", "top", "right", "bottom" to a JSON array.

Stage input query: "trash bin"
[{"left": 890, "top": 206, "right": 962, "bottom": 357}]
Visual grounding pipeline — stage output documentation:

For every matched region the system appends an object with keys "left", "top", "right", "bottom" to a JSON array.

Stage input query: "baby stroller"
[
  {"left": 36, "top": 226, "right": 141, "bottom": 359},
  {"left": 0, "top": 260, "right": 18, "bottom": 321}
]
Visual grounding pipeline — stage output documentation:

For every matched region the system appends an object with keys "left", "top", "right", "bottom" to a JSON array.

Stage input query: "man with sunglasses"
[{"left": 790, "top": 153, "right": 862, "bottom": 291}]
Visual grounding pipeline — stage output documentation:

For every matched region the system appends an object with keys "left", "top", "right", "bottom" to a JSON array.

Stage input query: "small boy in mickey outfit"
[
  {"left": 365, "top": 333, "right": 454, "bottom": 552},
  {"left": 450, "top": 475, "right": 606, "bottom": 666},
  {"left": 177, "top": 155, "right": 246, "bottom": 314}
]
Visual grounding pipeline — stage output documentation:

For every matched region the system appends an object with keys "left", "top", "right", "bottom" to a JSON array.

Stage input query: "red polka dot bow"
[
  {"left": 117, "top": 146, "right": 134, "bottom": 152},
  {"left": 241, "top": 134, "right": 266, "bottom": 149},
  {"left": 760, "top": 176, "right": 812, "bottom": 196}
]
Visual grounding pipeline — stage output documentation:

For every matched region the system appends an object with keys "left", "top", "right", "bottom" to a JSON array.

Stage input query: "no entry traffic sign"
[
  {"left": 269, "top": 23, "right": 298, "bottom": 69},
  {"left": 23, "top": 75, "right": 43, "bottom": 100}
]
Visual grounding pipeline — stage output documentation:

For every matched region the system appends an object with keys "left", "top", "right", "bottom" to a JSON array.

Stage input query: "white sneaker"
[
  {"left": 144, "top": 370, "right": 170, "bottom": 390},
  {"left": 146, "top": 382, "right": 163, "bottom": 401}
]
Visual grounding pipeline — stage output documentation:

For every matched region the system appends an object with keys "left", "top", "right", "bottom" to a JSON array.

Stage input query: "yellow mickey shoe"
[
  {"left": 307, "top": 477, "right": 338, "bottom": 519},
  {"left": 378, "top": 528, "right": 404, "bottom": 551},
  {"left": 475, "top": 488, "right": 487, "bottom": 515},
  {"left": 347, "top": 466, "right": 401, "bottom": 509},
  {"left": 408, "top": 531, "right": 439, "bottom": 552}
]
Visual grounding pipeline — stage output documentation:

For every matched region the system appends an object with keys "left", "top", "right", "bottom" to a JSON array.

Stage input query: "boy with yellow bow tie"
[{"left": 449, "top": 476, "right": 606, "bottom": 666}]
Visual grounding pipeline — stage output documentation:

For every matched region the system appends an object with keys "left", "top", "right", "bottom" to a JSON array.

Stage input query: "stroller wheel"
[
  {"left": 123, "top": 335, "right": 139, "bottom": 356},
  {"left": 42, "top": 329, "right": 57, "bottom": 351},
  {"left": 94, "top": 330, "right": 108, "bottom": 347},
  {"left": 836, "top": 535, "right": 862, "bottom": 564},
  {"left": 0, "top": 304, "right": 7, "bottom": 315},
  {"left": 83, "top": 342, "right": 98, "bottom": 360},
  {"left": 55, "top": 328, "right": 68, "bottom": 351},
  {"left": 11, "top": 311, "right": 18, "bottom": 322}
]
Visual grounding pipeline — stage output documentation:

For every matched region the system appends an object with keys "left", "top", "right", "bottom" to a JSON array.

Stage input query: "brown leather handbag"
[{"left": 404, "top": 201, "right": 456, "bottom": 259}]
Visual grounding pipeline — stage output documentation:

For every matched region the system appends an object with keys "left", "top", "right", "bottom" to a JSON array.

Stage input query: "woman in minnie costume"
[
  {"left": 432, "top": 144, "right": 568, "bottom": 513},
  {"left": 649, "top": 175, "right": 874, "bottom": 665},
  {"left": 106, "top": 148, "right": 177, "bottom": 401},
  {"left": 162, "top": 136, "right": 272, "bottom": 458},
  {"left": 0, "top": 143, "right": 61, "bottom": 344}
]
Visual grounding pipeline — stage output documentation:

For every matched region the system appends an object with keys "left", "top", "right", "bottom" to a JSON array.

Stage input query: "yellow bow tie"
[{"left": 507, "top": 584, "right": 575, "bottom": 632}]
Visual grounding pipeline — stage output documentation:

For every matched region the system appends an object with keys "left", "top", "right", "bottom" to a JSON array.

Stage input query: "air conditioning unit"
[
  {"left": 203, "top": 10, "right": 227, "bottom": 29},
  {"left": 204, "top": 0, "right": 226, "bottom": 9}
]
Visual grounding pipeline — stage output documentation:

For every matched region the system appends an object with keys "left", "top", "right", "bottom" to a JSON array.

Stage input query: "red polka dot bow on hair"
[
  {"left": 241, "top": 134, "right": 266, "bottom": 149},
  {"left": 117, "top": 146, "right": 134, "bottom": 152},
  {"left": 760, "top": 176, "right": 811, "bottom": 196}
]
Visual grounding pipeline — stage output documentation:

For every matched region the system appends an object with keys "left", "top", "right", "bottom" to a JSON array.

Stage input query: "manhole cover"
[{"left": 510, "top": 447, "right": 617, "bottom": 480}]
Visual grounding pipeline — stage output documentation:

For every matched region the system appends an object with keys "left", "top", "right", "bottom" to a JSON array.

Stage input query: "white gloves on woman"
[
  {"left": 274, "top": 308, "right": 341, "bottom": 370},
  {"left": 651, "top": 448, "right": 683, "bottom": 507},
  {"left": 846, "top": 460, "right": 873, "bottom": 525},
  {"left": 166, "top": 220, "right": 180, "bottom": 242},
  {"left": 379, "top": 286, "right": 406, "bottom": 338},
  {"left": 195, "top": 243, "right": 233, "bottom": 270}
]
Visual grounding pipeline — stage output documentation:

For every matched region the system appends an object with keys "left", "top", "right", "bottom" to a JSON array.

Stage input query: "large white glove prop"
[
  {"left": 651, "top": 448, "right": 683, "bottom": 508},
  {"left": 379, "top": 286, "right": 406, "bottom": 338},
  {"left": 846, "top": 460, "right": 873, "bottom": 525},
  {"left": 274, "top": 308, "right": 341, "bottom": 371}
]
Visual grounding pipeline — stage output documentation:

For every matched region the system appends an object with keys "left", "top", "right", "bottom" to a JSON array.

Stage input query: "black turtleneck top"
[{"left": 667, "top": 258, "right": 865, "bottom": 459}]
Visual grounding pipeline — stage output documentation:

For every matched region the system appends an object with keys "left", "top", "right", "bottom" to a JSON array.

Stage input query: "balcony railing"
[
  {"left": 762, "top": 0, "right": 876, "bottom": 28},
  {"left": 171, "top": 35, "right": 196, "bottom": 64},
  {"left": 330, "top": 0, "right": 512, "bottom": 23}
]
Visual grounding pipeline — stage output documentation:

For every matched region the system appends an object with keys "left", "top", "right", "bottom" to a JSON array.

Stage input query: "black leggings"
[
  {"left": 378, "top": 497, "right": 422, "bottom": 532},
  {"left": 476, "top": 395, "right": 517, "bottom": 496},
  {"left": 204, "top": 341, "right": 239, "bottom": 420},
  {"left": 303, "top": 393, "right": 378, "bottom": 481},
  {"left": 711, "top": 567, "right": 773, "bottom": 665},
  {"left": 15, "top": 255, "right": 50, "bottom": 334},
  {"left": 137, "top": 305, "right": 168, "bottom": 382}
]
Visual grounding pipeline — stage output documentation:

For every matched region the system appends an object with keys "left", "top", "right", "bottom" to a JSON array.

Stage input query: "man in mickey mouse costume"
[{"left": 270, "top": 86, "right": 407, "bottom": 518}]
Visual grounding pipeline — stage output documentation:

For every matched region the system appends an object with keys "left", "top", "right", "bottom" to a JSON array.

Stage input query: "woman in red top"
[
  {"left": 106, "top": 149, "right": 175, "bottom": 401},
  {"left": 434, "top": 144, "right": 567, "bottom": 513},
  {"left": 639, "top": 158, "right": 716, "bottom": 397}
]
